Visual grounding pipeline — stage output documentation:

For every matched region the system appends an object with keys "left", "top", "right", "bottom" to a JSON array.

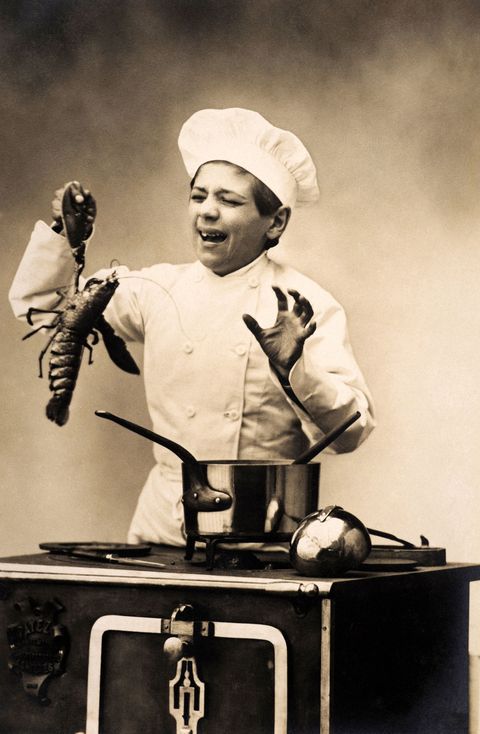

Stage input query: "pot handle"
[
  {"left": 95, "top": 410, "right": 200, "bottom": 465},
  {"left": 292, "top": 411, "right": 361, "bottom": 464},
  {"left": 95, "top": 410, "right": 232, "bottom": 512},
  {"left": 366, "top": 528, "right": 416, "bottom": 549}
]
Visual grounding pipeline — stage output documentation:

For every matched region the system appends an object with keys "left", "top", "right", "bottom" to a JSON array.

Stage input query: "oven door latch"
[{"left": 162, "top": 604, "right": 212, "bottom": 734}]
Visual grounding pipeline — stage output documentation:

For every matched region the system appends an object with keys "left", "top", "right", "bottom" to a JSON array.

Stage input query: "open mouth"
[{"left": 199, "top": 229, "right": 227, "bottom": 244}]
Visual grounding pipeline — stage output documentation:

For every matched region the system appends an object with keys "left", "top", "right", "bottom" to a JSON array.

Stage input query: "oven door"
[{"left": 86, "top": 612, "right": 288, "bottom": 734}]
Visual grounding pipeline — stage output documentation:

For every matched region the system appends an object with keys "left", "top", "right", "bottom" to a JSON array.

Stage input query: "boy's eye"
[
  {"left": 221, "top": 198, "right": 241, "bottom": 206},
  {"left": 190, "top": 193, "right": 205, "bottom": 202}
]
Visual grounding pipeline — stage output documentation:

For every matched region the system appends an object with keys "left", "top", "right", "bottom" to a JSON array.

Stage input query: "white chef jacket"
[{"left": 9, "top": 221, "right": 375, "bottom": 545}]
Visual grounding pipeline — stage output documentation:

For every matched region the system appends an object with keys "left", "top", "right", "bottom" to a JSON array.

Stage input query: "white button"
[
  {"left": 186, "top": 406, "right": 196, "bottom": 418},
  {"left": 235, "top": 344, "right": 247, "bottom": 356},
  {"left": 183, "top": 342, "right": 194, "bottom": 354},
  {"left": 248, "top": 276, "right": 259, "bottom": 288},
  {"left": 224, "top": 409, "right": 239, "bottom": 421},
  {"left": 193, "top": 272, "right": 203, "bottom": 282}
]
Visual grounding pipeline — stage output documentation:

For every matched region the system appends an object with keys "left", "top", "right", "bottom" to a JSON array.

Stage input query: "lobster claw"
[
  {"left": 96, "top": 315, "right": 140, "bottom": 375},
  {"left": 61, "top": 181, "right": 97, "bottom": 251}
]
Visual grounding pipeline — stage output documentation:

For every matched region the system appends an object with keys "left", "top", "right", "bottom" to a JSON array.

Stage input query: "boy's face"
[{"left": 188, "top": 162, "right": 274, "bottom": 275}]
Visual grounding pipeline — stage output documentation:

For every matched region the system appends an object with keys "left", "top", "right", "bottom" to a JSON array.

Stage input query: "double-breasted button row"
[
  {"left": 185, "top": 407, "right": 240, "bottom": 420},
  {"left": 183, "top": 342, "right": 247, "bottom": 356}
]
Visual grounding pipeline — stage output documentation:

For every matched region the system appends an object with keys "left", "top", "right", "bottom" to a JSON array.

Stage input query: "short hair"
[
  {"left": 248, "top": 174, "right": 283, "bottom": 247},
  {"left": 250, "top": 176, "right": 283, "bottom": 217},
  {"left": 191, "top": 161, "right": 283, "bottom": 216}
]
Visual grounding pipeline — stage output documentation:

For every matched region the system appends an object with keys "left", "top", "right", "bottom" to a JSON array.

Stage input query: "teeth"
[{"left": 200, "top": 231, "right": 226, "bottom": 242}]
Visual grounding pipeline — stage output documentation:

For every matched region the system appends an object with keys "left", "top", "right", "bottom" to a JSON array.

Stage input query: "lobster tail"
[
  {"left": 29, "top": 263, "right": 135, "bottom": 425},
  {"left": 46, "top": 396, "right": 70, "bottom": 426}
]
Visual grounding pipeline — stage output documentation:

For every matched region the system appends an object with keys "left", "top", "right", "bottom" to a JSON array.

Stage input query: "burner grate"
[{"left": 185, "top": 532, "right": 292, "bottom": 570}]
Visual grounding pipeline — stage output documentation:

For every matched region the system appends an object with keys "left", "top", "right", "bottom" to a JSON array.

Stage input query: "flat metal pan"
[
  {"left": 359, "top": 558, "right": 418, "bottom": 572},
  {"left": 369, "top": 545, "right": 446, "bottom": 566},
  {"left": 39, "top": 542, "right": 152, "bottom": 557}
]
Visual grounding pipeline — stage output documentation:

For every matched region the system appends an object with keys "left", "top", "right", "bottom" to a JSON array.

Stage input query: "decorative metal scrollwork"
[
  {"left": 169, "top": 656, "right": 205, "bottom": 734},
  {"left": 7, "top": 597, "right": 69, "bottom": 704},
  {"left": 165, "top": 604, "right": 206, "bottom": 734}
]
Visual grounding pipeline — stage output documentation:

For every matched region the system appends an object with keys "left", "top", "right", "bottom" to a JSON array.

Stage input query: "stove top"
[{"left": 0, "top": 543, "right": 449, "bottom": 579}]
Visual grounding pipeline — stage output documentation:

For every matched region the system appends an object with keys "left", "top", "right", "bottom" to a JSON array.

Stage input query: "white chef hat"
[{"left": 178, "top": 108, "right": 320, "bottom": 209}]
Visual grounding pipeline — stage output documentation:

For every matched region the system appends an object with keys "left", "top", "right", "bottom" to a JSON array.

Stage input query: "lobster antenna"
[{"left": 116, "top": 274, "right": 206, "bottom": 344}]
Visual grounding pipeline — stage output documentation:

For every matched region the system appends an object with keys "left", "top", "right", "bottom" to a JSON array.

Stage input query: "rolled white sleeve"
[
  {"left": 8, "top": 220, "right": 145, "bottom": 343},
  {"left": 9, "top": 221, "right": 77, "bottom": 323},
  {"left": 270, "top": 298, "right": 375, "bottom": 452}
]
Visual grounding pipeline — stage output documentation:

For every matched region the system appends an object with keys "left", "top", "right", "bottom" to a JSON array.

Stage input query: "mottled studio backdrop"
[{"left": 2, "top": 0, "right": 480, "bottom": 640}]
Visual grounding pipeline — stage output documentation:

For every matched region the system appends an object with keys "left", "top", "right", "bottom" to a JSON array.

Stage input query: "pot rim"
[{"left": 186, "top": 460, "right": 321, "bottom": 466}]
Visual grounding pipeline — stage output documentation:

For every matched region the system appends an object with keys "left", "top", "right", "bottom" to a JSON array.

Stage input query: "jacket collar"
[{"left": 192, "top": 250, "right": 270, "bottom": 282}]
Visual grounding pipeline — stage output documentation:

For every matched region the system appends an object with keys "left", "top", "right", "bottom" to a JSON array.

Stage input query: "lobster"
[{"left": 23, "top": 181, "right": 139, "bottom": 426}]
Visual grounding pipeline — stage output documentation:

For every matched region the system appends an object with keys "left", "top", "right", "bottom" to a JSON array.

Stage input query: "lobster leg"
[
  {"left": 22, "top": 323, "right": 57, "bottom": 341},
  {"left": 26, "top": 307, "right": 62, "bottom": 327},
  {"left": 84, "top": 340, "right": 94, "bottom": 366},
  {"left": 38, "top": 333, "right": 57, "bottom": 379},
  {"left": 88, "top": 329, "right": 100, "bottom": 346}
]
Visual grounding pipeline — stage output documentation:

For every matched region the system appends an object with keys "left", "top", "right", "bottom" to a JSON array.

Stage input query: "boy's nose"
[{"left": 199, "top": 196, "right": 219, "bottom": 219}]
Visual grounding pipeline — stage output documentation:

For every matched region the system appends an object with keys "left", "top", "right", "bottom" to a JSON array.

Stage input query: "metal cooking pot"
[
  {"left": 182, "top": 460, "right": 320, "bottom": 538},
  {"left": 95, "top": 410, "right": 360, "bottom": 544},
  {"left": 95, "top": 410, "right": 320, "bottom": 540}
]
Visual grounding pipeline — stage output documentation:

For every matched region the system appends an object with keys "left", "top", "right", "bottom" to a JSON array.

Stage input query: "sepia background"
[{"left": 2, "top": 0, "right": 480, "bottom": 701}]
